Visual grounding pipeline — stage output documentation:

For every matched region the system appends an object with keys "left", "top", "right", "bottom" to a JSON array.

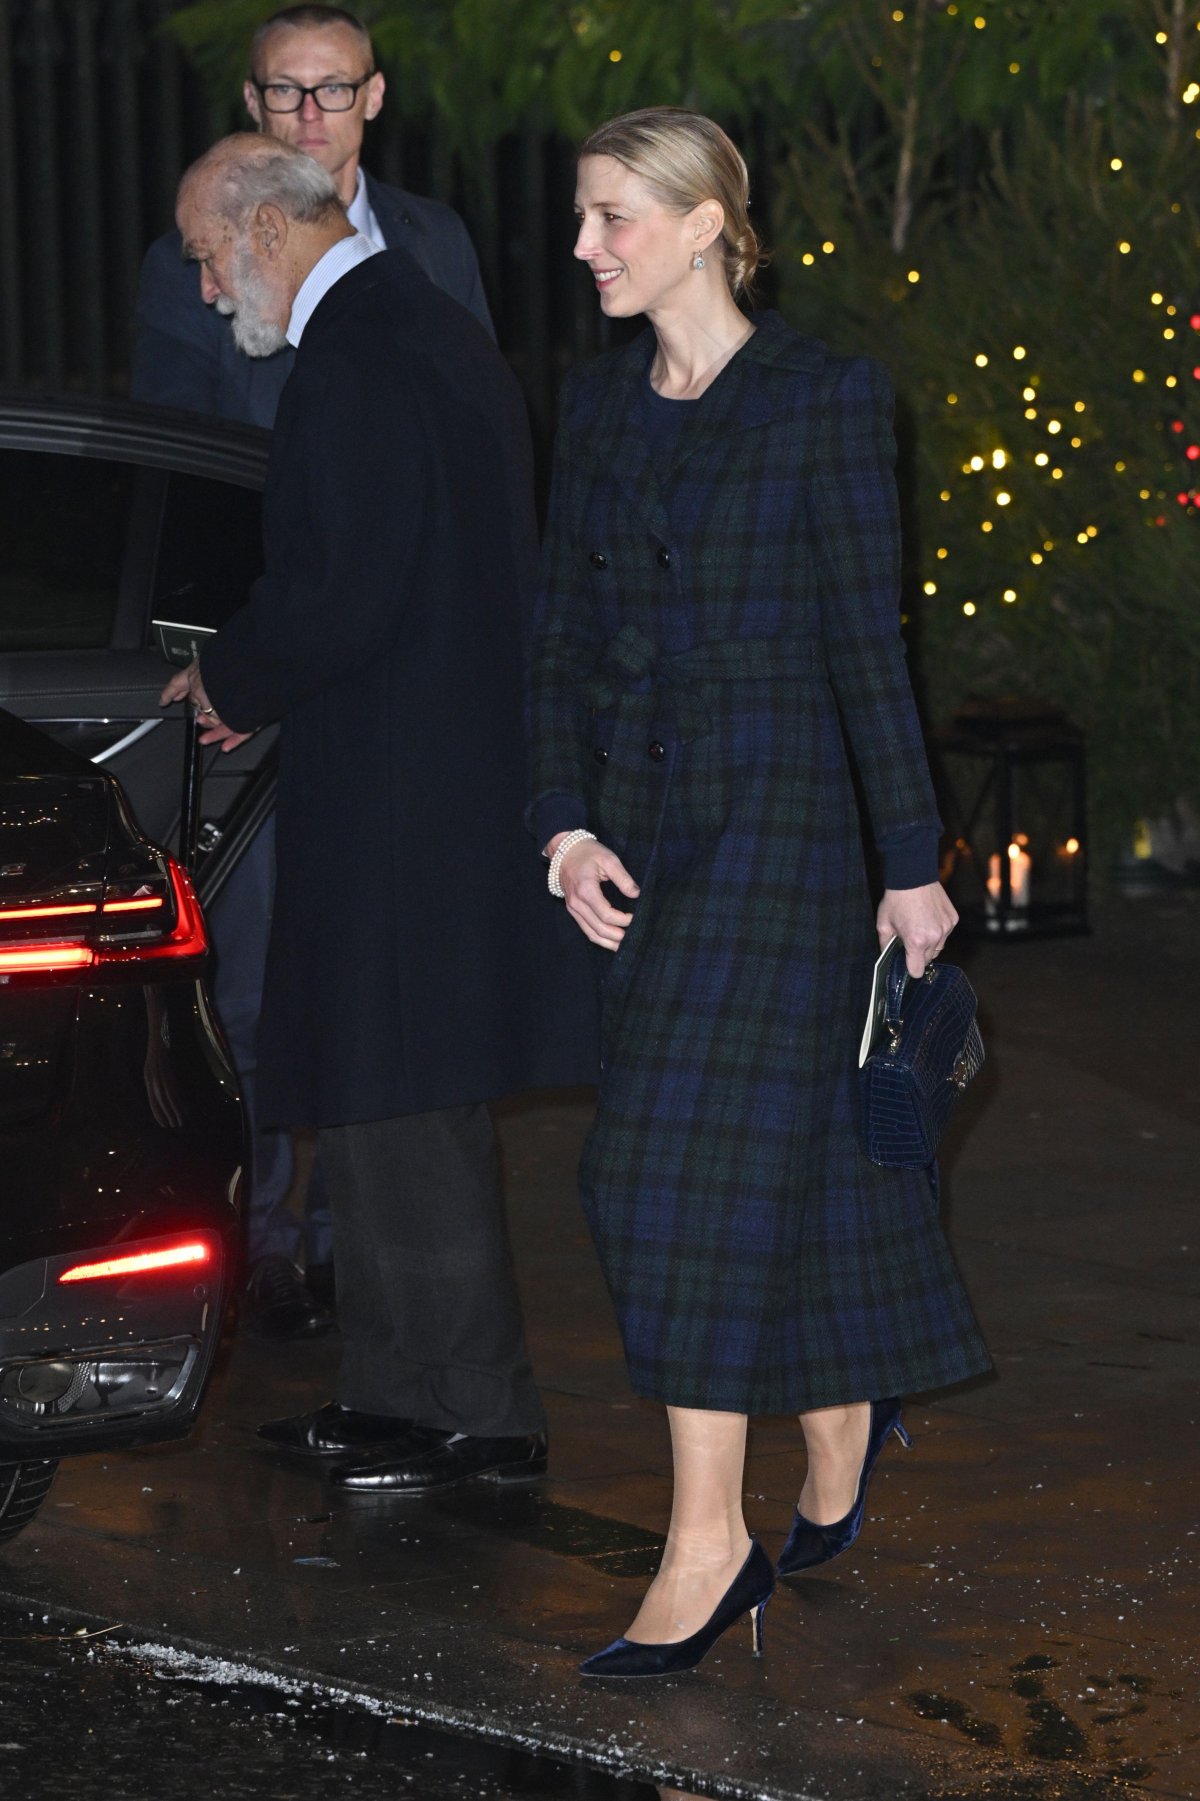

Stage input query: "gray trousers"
[{"left": 317, "top": 1105, "right": 544, "bottom": 1437}]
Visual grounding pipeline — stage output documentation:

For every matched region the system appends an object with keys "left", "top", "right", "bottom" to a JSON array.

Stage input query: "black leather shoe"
[
  {"left": 244, "top": 1255, "right": 335, "bottom": 1340},
  {"left": 331, "top": 1430, "right": 548, "bottom": 1493},
  {"left": 305, "top": 1260, "right": 336, "bottom": 1310},
  {"left": 258, "top": 1401, "right": 418, "bottom": 1457}
]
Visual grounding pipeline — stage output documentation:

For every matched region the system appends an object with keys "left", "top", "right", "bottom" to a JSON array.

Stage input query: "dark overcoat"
[
  {"left": 202, "top": 249, "right": 595, "bottom": 1128},
  {"left": 131, "top": 173, "right": 493, "bottom": 427},
  {"left": 528, "top": 314, "right": 990, "bottom": 1414}
]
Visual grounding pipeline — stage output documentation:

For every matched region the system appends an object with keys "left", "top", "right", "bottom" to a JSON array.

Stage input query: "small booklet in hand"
[
  {"left": 858, "top": 935, "right": 905, "bottom": 1068},
  {"left": 152, "top": 619, "right": 216, "bottom": 668}
]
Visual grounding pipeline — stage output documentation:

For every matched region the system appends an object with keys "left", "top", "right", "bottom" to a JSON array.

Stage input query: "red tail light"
[
  {"left": 0, "top": 943, "right": 92, "bottom": 973},
  {"left": 0, "top": 902, "right": 96, "bottom": 922},
  {"left": 58, "top": 1239, "right": 213, "bottom": 1284},
  {"left": 102, "top": 896, "right": 166, "bottom": 915},
  {"left": 0, "top": 857, "right": 205, "bottom": 976},
  {"left": 96, "top": 860, "right": 207, "bottom": 966}
]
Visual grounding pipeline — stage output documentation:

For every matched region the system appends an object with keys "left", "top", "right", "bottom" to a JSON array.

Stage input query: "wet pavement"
[
  {"left": 0, "top": 1602, "right": 671, "bottom": 1799},
  {"left": 0, "top": 890, "right": 1196, "bottom": 1800}
]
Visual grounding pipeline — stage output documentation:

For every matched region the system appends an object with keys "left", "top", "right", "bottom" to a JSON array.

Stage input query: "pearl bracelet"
[{"left": 547, "top": 829, "right": 597, "bottom": 898}]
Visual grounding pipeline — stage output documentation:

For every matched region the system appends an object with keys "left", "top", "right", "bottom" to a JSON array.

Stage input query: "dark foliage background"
[{"left": 3, "top": 0, "right": 1197, "bottom": 849}]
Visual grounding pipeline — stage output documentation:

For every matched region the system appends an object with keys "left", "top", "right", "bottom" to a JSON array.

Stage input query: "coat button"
[
  {"left": 656, "top": 546, "right": 671, "bottom": 569},
  {"left": 593, "top": 747, "right": 608, "bottom": 765},
  {"left": 647, "top": 740, "right": 665, "bottom": 762},
  {"left": 589, "top": 550, "right": 608, "bottom": 569}
]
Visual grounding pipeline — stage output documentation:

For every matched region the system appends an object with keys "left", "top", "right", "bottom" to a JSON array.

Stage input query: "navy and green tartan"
[{"left": 529, "top": 314, "right": 991, "bottom": 1414}]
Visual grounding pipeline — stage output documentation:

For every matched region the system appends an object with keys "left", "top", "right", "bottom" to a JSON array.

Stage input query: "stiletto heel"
[
  {"left": 777, "top": 1398, "right": 910, "bottom": 1577},
  {"left": 579, "top": 1539, "right": 775, "bottom": 1679}
]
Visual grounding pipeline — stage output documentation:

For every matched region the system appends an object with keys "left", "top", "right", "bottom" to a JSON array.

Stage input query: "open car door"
[{"left": 0, "top": 397, "right": 276, "bottom": 897}]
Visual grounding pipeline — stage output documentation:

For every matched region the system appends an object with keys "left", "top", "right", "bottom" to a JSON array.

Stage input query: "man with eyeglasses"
[
  {"left": 132, "top": 5, "right": 493, "bottom": 1343},
  {"left": 132, "top": 3, "right": 491, "bottom": 425}
]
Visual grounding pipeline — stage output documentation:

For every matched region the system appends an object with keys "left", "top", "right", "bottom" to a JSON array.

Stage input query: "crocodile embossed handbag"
[{"left": 859, "top": 949, "right": 984, "bottom": 1170}]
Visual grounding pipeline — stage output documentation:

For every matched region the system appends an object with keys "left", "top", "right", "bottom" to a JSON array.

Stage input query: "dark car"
[{"left": 0, "top": 395, "right": 275, "bottom": 1543}]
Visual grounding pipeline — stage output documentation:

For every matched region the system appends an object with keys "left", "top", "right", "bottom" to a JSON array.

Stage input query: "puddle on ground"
[
  {"left": 908, "top": 1691, "right": 1004, "bottom": 1747},
  {"left": 1022, "top": 1697, "right": 1091, "bottom": 1762},
  {"left": 904, "top": 1641, "right": 1180, "bottom": 1793}
]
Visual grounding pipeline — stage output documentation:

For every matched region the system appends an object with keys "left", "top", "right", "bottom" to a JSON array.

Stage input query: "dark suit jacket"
[
  {"left": 200, "top": 250, "right": 595, "bottom": 1126},
  {"left": 130, "top": 173, "right": 493, "bottom": 428}
]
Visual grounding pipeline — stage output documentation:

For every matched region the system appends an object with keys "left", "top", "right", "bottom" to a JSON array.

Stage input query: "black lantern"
[{"left": 933, "top": 699, "right": 1088, "bottom": 939}]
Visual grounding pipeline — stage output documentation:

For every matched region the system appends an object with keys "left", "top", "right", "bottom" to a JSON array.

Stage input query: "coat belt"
[{"left": 581, "top": 624, "right": 819, "bottom": 743}]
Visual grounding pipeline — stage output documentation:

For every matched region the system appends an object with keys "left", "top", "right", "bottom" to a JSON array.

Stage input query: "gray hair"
[{"left": 183, "top": 133, "right": 345, "bottom": 232}]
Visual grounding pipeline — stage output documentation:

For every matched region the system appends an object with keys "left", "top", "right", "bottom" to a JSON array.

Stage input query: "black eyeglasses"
[{"left": 252, "top": 72, "right": 375, "bottom": 113}]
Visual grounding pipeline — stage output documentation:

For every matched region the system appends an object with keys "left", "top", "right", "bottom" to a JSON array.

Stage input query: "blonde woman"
[{"left": 529, "top": 107, "right": 990, "bottom": 1678}]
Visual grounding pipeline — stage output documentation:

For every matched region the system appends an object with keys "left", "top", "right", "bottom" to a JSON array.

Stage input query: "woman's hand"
[
  {"left": 876, "top": 883, "right": 958, "bottom": 978},
  {"left": 546, "top": 833, "right": 640, "bottom": 950}
]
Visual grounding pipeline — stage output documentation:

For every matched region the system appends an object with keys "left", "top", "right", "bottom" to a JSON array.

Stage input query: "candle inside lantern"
[{"left": 986, "top": 840, "right": 1032, "bottom": 929}]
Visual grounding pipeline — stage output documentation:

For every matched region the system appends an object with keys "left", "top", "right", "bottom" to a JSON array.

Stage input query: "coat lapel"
[
  {"left": 364, "top": 171, "right": 415, "bottom": 247},
  {"left": 572, "top": 329, "right": 671, "bottom": 545},
  {"left": 569, "top": 315, "right": 821, "bottom": 542},
  {"left": 662, "top": 313, "right": 819, "bottom": 479}
]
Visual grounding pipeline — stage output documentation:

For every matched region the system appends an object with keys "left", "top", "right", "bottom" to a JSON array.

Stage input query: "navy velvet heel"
[
  {"left": 579, "top": 1539, "right": 774, "bottom": 1679},
  {"left": 777, "top": 1398, "right": 911, "bottom": 1577}
]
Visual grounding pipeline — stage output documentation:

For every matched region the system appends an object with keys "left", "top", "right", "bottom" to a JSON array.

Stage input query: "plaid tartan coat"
[{"left": 529, "top": 313, "right": 990, "bottom": 1413}]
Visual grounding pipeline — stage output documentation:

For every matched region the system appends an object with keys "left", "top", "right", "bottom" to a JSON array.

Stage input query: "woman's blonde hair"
[{"left": 579, "top": 107, "right": 764, "bottom": 299}]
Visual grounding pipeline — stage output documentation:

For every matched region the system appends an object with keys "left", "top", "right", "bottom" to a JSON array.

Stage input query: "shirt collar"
[
  {"left": 286, "top": 232, "right": 381, "bottom": 348},
  {"left": 346, "top": 168, "right": 384, "bottom": 245}
]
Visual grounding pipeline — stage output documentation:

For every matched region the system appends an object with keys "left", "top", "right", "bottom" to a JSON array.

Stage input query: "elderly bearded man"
[
  {"left": 132, "top": 3, "right": 491, "bottom": 422},
  {"left": 162, "top": 134, "right": 593, "bottom": 1492},
  {"left": 134, "top": 4, "right": 494, "bottom": 1341}
]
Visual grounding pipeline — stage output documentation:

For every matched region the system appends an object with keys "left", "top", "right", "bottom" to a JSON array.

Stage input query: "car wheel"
[{"left": 0, "top": 1460, "right": 58, "bottom": 1545}]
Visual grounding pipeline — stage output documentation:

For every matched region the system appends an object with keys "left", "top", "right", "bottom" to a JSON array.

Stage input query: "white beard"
[{"left": 216, "top": 246, "right": 288, "bottom": 358}]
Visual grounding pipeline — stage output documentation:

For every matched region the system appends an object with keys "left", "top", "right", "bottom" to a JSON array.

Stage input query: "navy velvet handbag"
[{"left": 859, "top": 953, "right": 984, "bottom": 1169}]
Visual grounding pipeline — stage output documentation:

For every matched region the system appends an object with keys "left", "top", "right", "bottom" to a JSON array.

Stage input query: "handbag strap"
[
  {"left": 886, "top": 953, "right": 949, "bottom": 1037},
  {"left": 884, "top": 948, "right": 911, "bottom": 1028}
]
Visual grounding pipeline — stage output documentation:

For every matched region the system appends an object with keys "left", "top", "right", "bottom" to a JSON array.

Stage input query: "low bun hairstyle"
[{"left": 579, "top": 107, "right": 765, "bottom": 299}]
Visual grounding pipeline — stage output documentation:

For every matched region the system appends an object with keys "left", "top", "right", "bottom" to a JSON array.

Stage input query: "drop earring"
[{"left": 692, "top": 251, "right": 705, "bottom": 270}]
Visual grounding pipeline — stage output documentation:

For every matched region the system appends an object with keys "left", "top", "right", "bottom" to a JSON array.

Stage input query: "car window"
[
  {"left": 0, "top": 449, "right": 141, "bottom": 651},
  {"left": 153, "top": 471, "right": 264, "bottom": 635}
]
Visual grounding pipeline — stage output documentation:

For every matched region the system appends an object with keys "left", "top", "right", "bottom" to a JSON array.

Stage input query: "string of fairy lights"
[
  {"left": 782, "top": 267, "right": 1200, "bottom": 621},
  {"left": 793, "top": 13, "right": 1200, "bottom": 626},
  {"left": 918, "top": 276, "right": 1200, "bottom": 623}
]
